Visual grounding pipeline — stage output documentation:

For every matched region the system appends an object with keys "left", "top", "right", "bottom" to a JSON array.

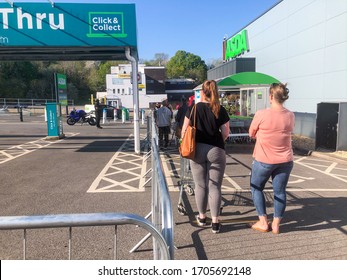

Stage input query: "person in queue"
[
  {"left": 156, "top": 99, "right": 172, "bottom": 149},
  {"left": 175, "top": 96, "right": 189, "bottom": 139},
  {"left": 248, "top": 83, "right": 294, "bottom": 234},
  {"left": 181, "top": 80, "right": 230, "bottom": 233},
  {"left": 94, "top": 98, "right": 103, "bottom": 129}
]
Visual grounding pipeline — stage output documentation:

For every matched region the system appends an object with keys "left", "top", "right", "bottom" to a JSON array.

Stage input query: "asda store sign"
[
  {"left": 0, "top": 2, "right": 136, "bottom": 47},
  {"left": 224, "top": 30, "right": 249, "bottom": 60}
]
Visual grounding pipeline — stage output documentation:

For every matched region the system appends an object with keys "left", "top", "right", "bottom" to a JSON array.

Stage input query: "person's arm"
[
  {"left": 249, "top": 113, "right": 260, "bottom": 139},
  {"left": 175, "top": 108, "right": 181, "bottom": 123},
  {"left": 220, "top": 122, "right": 230, "bottom": 141},
  {"left": 180, "top": 116, "right": 190, "bottom": 139}
]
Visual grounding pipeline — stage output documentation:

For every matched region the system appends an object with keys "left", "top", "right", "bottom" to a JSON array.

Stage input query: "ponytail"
[{"left": 202, "top": 80, "right": 220, "bottom": 118}]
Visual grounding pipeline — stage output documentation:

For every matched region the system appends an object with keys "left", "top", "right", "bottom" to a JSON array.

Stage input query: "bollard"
[
  {"left": 102, "top": 108, "right": 107, "bottom": 124},
  {"left": 141, "top": 109, "right": 145, "bottom": 125},
  {"left": 122, "top": 108, "right": 126, "bottom": 124},
  {"left": 19, "top": 106, "right": 23, "bottom": 122}
]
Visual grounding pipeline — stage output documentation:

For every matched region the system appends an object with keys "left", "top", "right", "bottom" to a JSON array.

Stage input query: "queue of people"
[{"left": 177, "top": 80, "right": 293, "bottom": 234}]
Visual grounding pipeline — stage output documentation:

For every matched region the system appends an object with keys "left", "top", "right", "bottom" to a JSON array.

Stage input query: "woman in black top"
[{"left": 181, "top": 80, "right": 230, "bottom": 233}]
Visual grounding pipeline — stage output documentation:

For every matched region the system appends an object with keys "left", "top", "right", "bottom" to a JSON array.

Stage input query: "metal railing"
[
  {"left": 150, "top": 118, "right": 174, "bottom": 259},
  {"left": 131, "top": 112, "right": 174, "bottom": 259},
  {"left": 0, "top": 212, "right": 170, "bottom": 260},
  {"left": 0, "top": 98, "right": 74, "bottom": 108},
  {"left": 0, "top": 111, "right": 174, "bottom": 260}
]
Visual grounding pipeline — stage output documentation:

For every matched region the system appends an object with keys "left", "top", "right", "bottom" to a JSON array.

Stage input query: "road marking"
[
  {"left": 325, "top": 162, "right": 338, "bottom": 173},
  {"left": 87, "top": 135, "right": 145, "bottom": 193},
  {"left": 223, "top": 175, "right": 242, "bottom": 190},
  {"left": 295, "top": 158, "right": 347, "bottom": 183},
  {"left": 220, "top": 189, "right": 347, "bottom": 193},
  {"left": 0, "top": 133, "right": 79, "bottom": 165}
]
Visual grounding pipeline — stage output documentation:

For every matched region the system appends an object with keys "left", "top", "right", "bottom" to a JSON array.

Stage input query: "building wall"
[
  {"left": 239, "top": 0, "right": 347, "bottom": 114},
  {"left": 144, "top": 67, "right": 166, "bottom": 95},
  {"left": 105, "top": 64, "right": 167, "bottom": 109},
  {"left": 207, "top": 58, "right": 256, "bottom": 80}
]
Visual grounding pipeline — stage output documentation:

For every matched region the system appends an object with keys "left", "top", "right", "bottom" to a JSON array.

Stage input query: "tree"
[
  {"left": 0, "top": 61, "right": 39, "bottom": 98},
  {"left": 140, "top": 53, "right": 169, "bottom": 66},
  {"left": 154, "top": 53, "right": 169, "bottom": 66},
  {"left": 166, "top": 50, "right": 207, "bottom": 84}
]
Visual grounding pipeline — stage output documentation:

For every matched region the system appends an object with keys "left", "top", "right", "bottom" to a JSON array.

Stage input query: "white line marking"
[
  {"left": 220, "top": 189, "right": 347, "bottom": 193},
  {"left": 295, "top": 160, "right": 347, "bottom": 183},
  {"left": 0, "top": 133, "right": 79, "bottom": 164},
  {"left": 87, "top": 136, "right": 145, "bottom": 193},
  {"left": 290, "top": 174, "right": 315, "bottom": 180},
  {"left": 325, "top": 162, "right": 338, "bottom": 173},
  {"left": 223, "top": 175, "right": 242, "bottom": 190},
  {"left": 160, "top": 153, "right": 175, "bottom": 188}
]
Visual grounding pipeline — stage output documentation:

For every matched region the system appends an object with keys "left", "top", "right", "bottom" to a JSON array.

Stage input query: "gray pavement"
[{"left": 0, "top": 113, "right": 346, "bottom": 260}]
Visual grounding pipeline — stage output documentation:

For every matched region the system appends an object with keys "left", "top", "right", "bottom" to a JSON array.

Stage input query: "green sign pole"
[{"left": 56, "top": 73, "right": 68, "bottom": 106}]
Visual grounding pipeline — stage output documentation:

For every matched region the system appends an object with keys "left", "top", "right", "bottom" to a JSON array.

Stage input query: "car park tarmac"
[{"left": 0, "top": 114, "right": 346, "bottom": 260}]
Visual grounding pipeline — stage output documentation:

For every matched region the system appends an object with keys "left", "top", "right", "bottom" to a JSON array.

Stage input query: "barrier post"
[
  {"left": 122, "top": 108, "right": 126, "bottom": 124},
  {"left": 19, "top": 106, "right": 23, "bottom": 122},
  {"left": 102, "top": 108, "right": 107, "bottom": 124},
  {"left": 141, "top": 109, "right": 145, "bottom": 125}
]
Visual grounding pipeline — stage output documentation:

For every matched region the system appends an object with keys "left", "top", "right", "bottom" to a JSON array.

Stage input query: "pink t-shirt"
[{"left": 249, "top": 108, "right": 295, "bottom": 164}]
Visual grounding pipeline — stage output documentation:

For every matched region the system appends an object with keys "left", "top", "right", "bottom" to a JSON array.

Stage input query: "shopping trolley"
[
  {"left": 169, "top": 121, "right": 180, "bottom": 147},
  {"left": 227, "top": 120, "right": 253, "bottom": 144},
  {"left": 177, "top": 156, "right": 195, "bottom": 215}
]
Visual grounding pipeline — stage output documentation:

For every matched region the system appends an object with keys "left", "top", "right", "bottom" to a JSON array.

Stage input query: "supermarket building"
[{"left": 208, "top": 0, "right": 347, "bottom": 151}]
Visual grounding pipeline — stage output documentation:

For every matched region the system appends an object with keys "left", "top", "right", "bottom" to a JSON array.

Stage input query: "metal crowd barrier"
[
  {"left": 0, "top": 212, "right": 170, "bottom": 260},
  {"left": 0, "top": 112, "right": 174, "bottom": 260},
  {"left": 131, "top": 113, "right": 174, "bottom": 259},
  {"left": 150, "top": 118, "right": 174, "bottom": 259}
]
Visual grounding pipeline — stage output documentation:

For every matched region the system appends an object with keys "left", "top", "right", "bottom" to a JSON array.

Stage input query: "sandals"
[{"left": 247, "top": 222, "right": 270, "bottom": 233}]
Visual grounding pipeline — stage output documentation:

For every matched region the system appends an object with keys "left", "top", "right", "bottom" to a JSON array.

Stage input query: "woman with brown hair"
[
  {"left": 248, "top": 83, "right": 294, "bottom": 234},
  {"left": 181, "top": 80, "right": 230, "bottom": 233}
]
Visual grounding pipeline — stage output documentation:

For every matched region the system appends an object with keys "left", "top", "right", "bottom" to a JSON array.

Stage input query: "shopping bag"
[{"left": 179, "top": 105, "right": 196, "bottom": 159}]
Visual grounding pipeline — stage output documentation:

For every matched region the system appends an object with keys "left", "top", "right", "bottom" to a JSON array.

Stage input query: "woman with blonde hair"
[
  {"left": 181, "top": 80, "right": 230, "bottom": 233},
  {"left": 248, "top": 83, "right": 294, "bottom": 234}
]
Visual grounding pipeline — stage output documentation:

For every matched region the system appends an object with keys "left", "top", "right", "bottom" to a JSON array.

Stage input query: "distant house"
[
  {"left": 102, "top": 64, "right": 167, "bottom": 109},
  {"left": 102, "top": 64, "right": 197, "bottom": 109}
]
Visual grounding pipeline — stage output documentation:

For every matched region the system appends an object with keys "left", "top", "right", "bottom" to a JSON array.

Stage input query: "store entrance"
[{"left": 240, "top": 87, "right": 269, "bottom": 117}]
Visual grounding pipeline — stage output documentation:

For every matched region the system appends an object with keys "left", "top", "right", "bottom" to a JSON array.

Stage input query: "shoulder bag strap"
[{"left": 188, "top": 105, "right": 196, "bottom": 128}]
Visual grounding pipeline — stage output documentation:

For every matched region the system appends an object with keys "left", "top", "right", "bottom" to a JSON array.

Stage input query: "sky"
[
  {"left": 118, "top": 0, "right": 281, "bottom": 63},
  {"left": 9, "top": 0, "right": 280, "bottom": 63}
]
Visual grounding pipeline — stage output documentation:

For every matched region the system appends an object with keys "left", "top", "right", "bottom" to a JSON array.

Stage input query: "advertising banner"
[
  {"left": 0, "top": 2, "right": 137, "bottom": 47},
  {"left": 56, "top": 73, "right": 68, "bottom": 106}
]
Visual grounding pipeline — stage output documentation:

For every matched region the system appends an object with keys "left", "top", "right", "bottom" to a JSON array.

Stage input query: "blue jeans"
[{"left": 250, "top": 160, "right": 293, "bottom": 219}]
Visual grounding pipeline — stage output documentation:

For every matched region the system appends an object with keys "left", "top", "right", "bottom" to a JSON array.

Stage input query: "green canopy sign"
[
  {"left": 218, "top": 72, "right": 280, "bottom": 87},
  {"left": 0, "top": 2, "right": 137, "bottom": 47}
]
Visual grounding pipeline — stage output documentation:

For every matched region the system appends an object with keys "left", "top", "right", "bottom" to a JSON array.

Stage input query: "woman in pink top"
[{"left": 248, "top": 83, "right": 294, "bottom": 234}]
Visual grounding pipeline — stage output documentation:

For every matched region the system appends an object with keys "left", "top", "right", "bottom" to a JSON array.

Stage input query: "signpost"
[
  {"left": 0, "top": 2, "right": 137, "bottom": 48},
  {"left": 55, "top": 73, "right": 67, "bottom": 106},
  {"left": 45, "top": 103, "right": 64, "bottom": 139}
]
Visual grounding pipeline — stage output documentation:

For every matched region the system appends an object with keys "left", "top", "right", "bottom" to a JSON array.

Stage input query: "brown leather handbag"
[{"left": 179, "top": 105, "right": 196, "bottom": 159}]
